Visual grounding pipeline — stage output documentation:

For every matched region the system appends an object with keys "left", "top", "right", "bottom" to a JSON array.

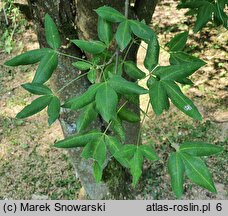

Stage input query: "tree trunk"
[{"left": 27, "top": 0, "right": 157, "bottom": 199}]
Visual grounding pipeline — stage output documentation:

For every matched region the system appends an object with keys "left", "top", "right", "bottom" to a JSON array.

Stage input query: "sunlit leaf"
[
  {"left": 98, "top": 17, "right": 113, "bottom": 45},
  {"left": 180, "top": 142, "right": 224, "bottom": 156},
  {"left": 95, "top": 6, "right": 126, "bottom": 23},
  {"left": 32, "top": 51, "right": 58, "bottom": 84},
  {"left": 72, "top": 61, "right": 92, "bottom": 70},
  {"left": 166, "top": 31, "right": 188, "bottom": 52},
  {"left": 162, "top": 81, "right": 202, "bottom": 120},
  {"left": 47, "top": 96, "right": 61, "bottom": 125},
  {"left": 168, "top": 152, "right": 185, "bottom": 198},
  {"left": 180, "top": 153, "right": 217, "bottom": 193},
  {"left": 21, "top": 83, "right": 52, "bottom": 95},
  {"left": 72, "top": 40, "right": 106, "bottom": 54},
  {"left": 139, "top": 145, "right": 159, "bottom": 161},
  {"left": 76, "top": 102, "right": 98, "bottom": 132},
  {"left": 124, "top": 61, "right": 146, "bottom": 79},
  {"left": 16, "top": 95, "right": 52, "bottom": 119},
  {"left": 44, "top": 14, "right": 61, "bottom": 49},
  {"left": 116, "top": 20, "right": 132, "bottom": 51},
  {"left": 4, "top": 48, "right": 51, "bottom": 66}
]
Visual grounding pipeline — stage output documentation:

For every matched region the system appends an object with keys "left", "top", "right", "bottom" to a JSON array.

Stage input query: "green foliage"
[
  {"left": 178, "top": 0, "right": 228, "bottom": 32},
  {"left": 5, "top": 5, "right": 224, "bottom": 199}
]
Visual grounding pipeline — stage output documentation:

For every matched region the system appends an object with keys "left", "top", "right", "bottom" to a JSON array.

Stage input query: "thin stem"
[
  {"left": 57, "top": 51, "right": 92, "bottom": 64},
  {"left": 57, "top": 72, "right": 88, "bottom": 93},
  {"left": 125, "top": 1, "right": 129, "bottom": 18},
  {"left": 103, "top": 100, "right": 129, "bottom": 135},
  {"left": 114, "top": 49, "right": 119, "bottom": 74},
  {"left": 122, "top": 39, "right": 134, "bottom": 63},
  {"left": 3, "top": 4, "right": 9, "bottom": 25},
  {"left": 136, "top": 100, "right": 150, "bottom": 146}
]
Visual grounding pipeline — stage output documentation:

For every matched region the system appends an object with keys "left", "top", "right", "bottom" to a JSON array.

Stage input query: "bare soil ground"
[{"left": 0, "top": 0, "right": 227, "bottom": 199}]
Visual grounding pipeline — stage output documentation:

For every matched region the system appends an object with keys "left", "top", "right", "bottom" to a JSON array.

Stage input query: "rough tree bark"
[{"left": 26, "top": 0, "right": 158, "bottom": 199}]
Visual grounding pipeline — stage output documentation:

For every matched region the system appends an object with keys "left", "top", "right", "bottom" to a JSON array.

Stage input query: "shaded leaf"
[
  {"left": 47, "top": 96, "right": 61, "bottom": 125},
  {"left": 130, "top": 148, "right": 143, "bottom": 186},
  {"left": 153, "top": 62, "right": 205, "bottom": 82},
  {"left": 124, "top": 61, "right": 146, "bottom": 79},
  {"left": 21, "top": 83, "right": 52, "bottom": 95},
  {"left": 76, "top": 102, "right": 98, "bottom": 132},
  {"left": 110, "top": 118, "right": 126, "bottom": 142},
  {"left": 166, "top": 31, "right": 188, "bottom": 52},
  {"left": 16, "top": 95, "right": 52, "bottom": 119},
  {"left": 32, "top": 51, "right": 58, "bottom": 84},
  {"left": 54, "top": 131, "right": 102, "bottom": 148},
  {"left": 95, "top": 83, "right": 118, "bottom": 122},
  {"left": 129, "top": 20, "right": 155, "bottom": 42},
  {"left": 108, "top": 75, "right": 148, "bottom": 95},
  {"left": 180, "top": 142, "right": 224, "bottom": 156},
  {"left": 45, "top": 14, "right": 61, "bottom": 49},
  {"left": 194, "top": 4, "right": 214, "bottom": 33},
  {"left": 116, "top": 20, "right": 132, "bottom": 51},
  {"left": 4, "top": 48, "right": 51, "bottom": 66},
  {"left": 81, "top": 136, "right": 106, "bottom": 167},
  {"left": 144, "top": 35, "right": 160, "bottom": 71},
  {"left": 63, "top": 83, "right": 102, "bottom": 110},
  {"left": 118, "top": 106, "right": 140, "bottom": 122},
  {"left": 139, "top": 145, "right": 159, "bottom": 161},
  {"left": 87, "top": 69, "right": 97, "bottom": 83},
  {"left": 149, "top": 78, "right": 169, "bottom": 116},
  {"left": 162, "top": 81, "right": 202, "bottom": 120},
  {"left": 93, "top": 161, "right": 103, "bottom": 183},
  {"left": 72, "top": 40, "right": 106, "bottom": 54},
  {"left": 105, "top": 135, "right": 123, "bottom": 155},
  {"left": 95, "top": 6, "right": 126, "bottom": 23},
  {"left": 180, "top": 153, "right": 217, "bottom": 193},
  {"left": 72, "top": 61, "right": 92, "bottom": 70},
  {"left": 168, "top": 152, "right": 185, "bottom": 198},
  {"left": 98, "top": 17, "right": 113, "bottom": 45}
]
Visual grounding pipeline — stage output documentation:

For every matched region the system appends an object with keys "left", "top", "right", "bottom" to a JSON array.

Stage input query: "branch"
[{"left": 134, "top": 0, "right": 158, "bottom": 24}]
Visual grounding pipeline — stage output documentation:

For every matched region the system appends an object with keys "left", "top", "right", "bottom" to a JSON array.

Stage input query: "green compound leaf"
[
  {"left": 72, "top": 61, "right": 92, "bottom": 70},
  {"left": 180, "top": 142, "right": 224, "bottom": 156},
  {"left": 194, "top": 3, "right": 214, "bottom": 33},
  {"left": 16, "top": 95, "right": 52, "bottom": 119},
  {"left": 169, "top": 51, "right": 206, "bottom": 65},
  {"left": 87, "top": 69, "right": 97, "bottom": 83},
  {"left": 93, "top": 161, "right": 103, "bottom": 183},
  {"left": 153, "top": 62, "right": 205, "bottom": 82},
  {"left": 124, "top": 61, "right": 146, "bottom": 79},
  {"left": 21, "top": 83, "right": 53, "bottom": 95},
  {"left": 47, "top": 96, "right": 61, "bottom": 125},
  {"left": 180, "top": 153, "right": 217, "bottom": 193},
  {"left": 95, "top": 6, "right": 126, "bottom": 23},
  {"left": 54, "top": 131, "right": 102, "bottom": 148},
  {"left": 4, "top": 48, "right": 51, "bottom": 66},
  {"left": 166, "top": 31, "right": 188, "bottom": 52},
  {"left": 110, "top": 118, "right": 126, "bottom": 143},
  {"left": 168, "top": 152, "right": 185, "bottom": 198},
  {"left": 139, "top": 145, "right": 159, "bottom": 161},
  {"left": 116, "top": 20, "right": 132, "bottom": 51},
  {"left": 114, "top": 144, "right": 137, "bottom": 168},
  {"left": 44, "top": 14, "right": 61, "bottom": 49},
  {"left": 63, "top": 83, "right": 102, "bottom": 110},
  {"left": 72, "top": 40, "right": 106, "bottom": 54},
  {"left": 129, "top": 20, "right": 155, "bottom": 42},
  {"left": 148, "top": 78, "right": 169, "bottom": 116},
  {"left": 98, "top": 17, "right": 113, "bottom": 45},
  {"left": 81, "top": 136, "right": 106, "bottom": 167},
  {"left": 118, "top": 106, "right": 140, "bottom": 122},
  {"left": 162, "top": 81, "right": 202, "bottom": 120},
  {"left": 76, "top": 102, "right": 98, "bottom": 132},
  {"left": 32, "top": 51, "right": 58, "bottom": 84},
  {"left": 96, "top": 83, "right": 118, "bottom": 122},
  {"left": 130, "top": 148, "right": 143, "bottom": 186},
  {"left": 144, "top": 35, "right": 160, "bottom": 71},
  {"left": 109, "top": 75, "right": 148, "bottom": 95},
  {"left": 105, "top": 135, "right": 123, "bottom": 155}
]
